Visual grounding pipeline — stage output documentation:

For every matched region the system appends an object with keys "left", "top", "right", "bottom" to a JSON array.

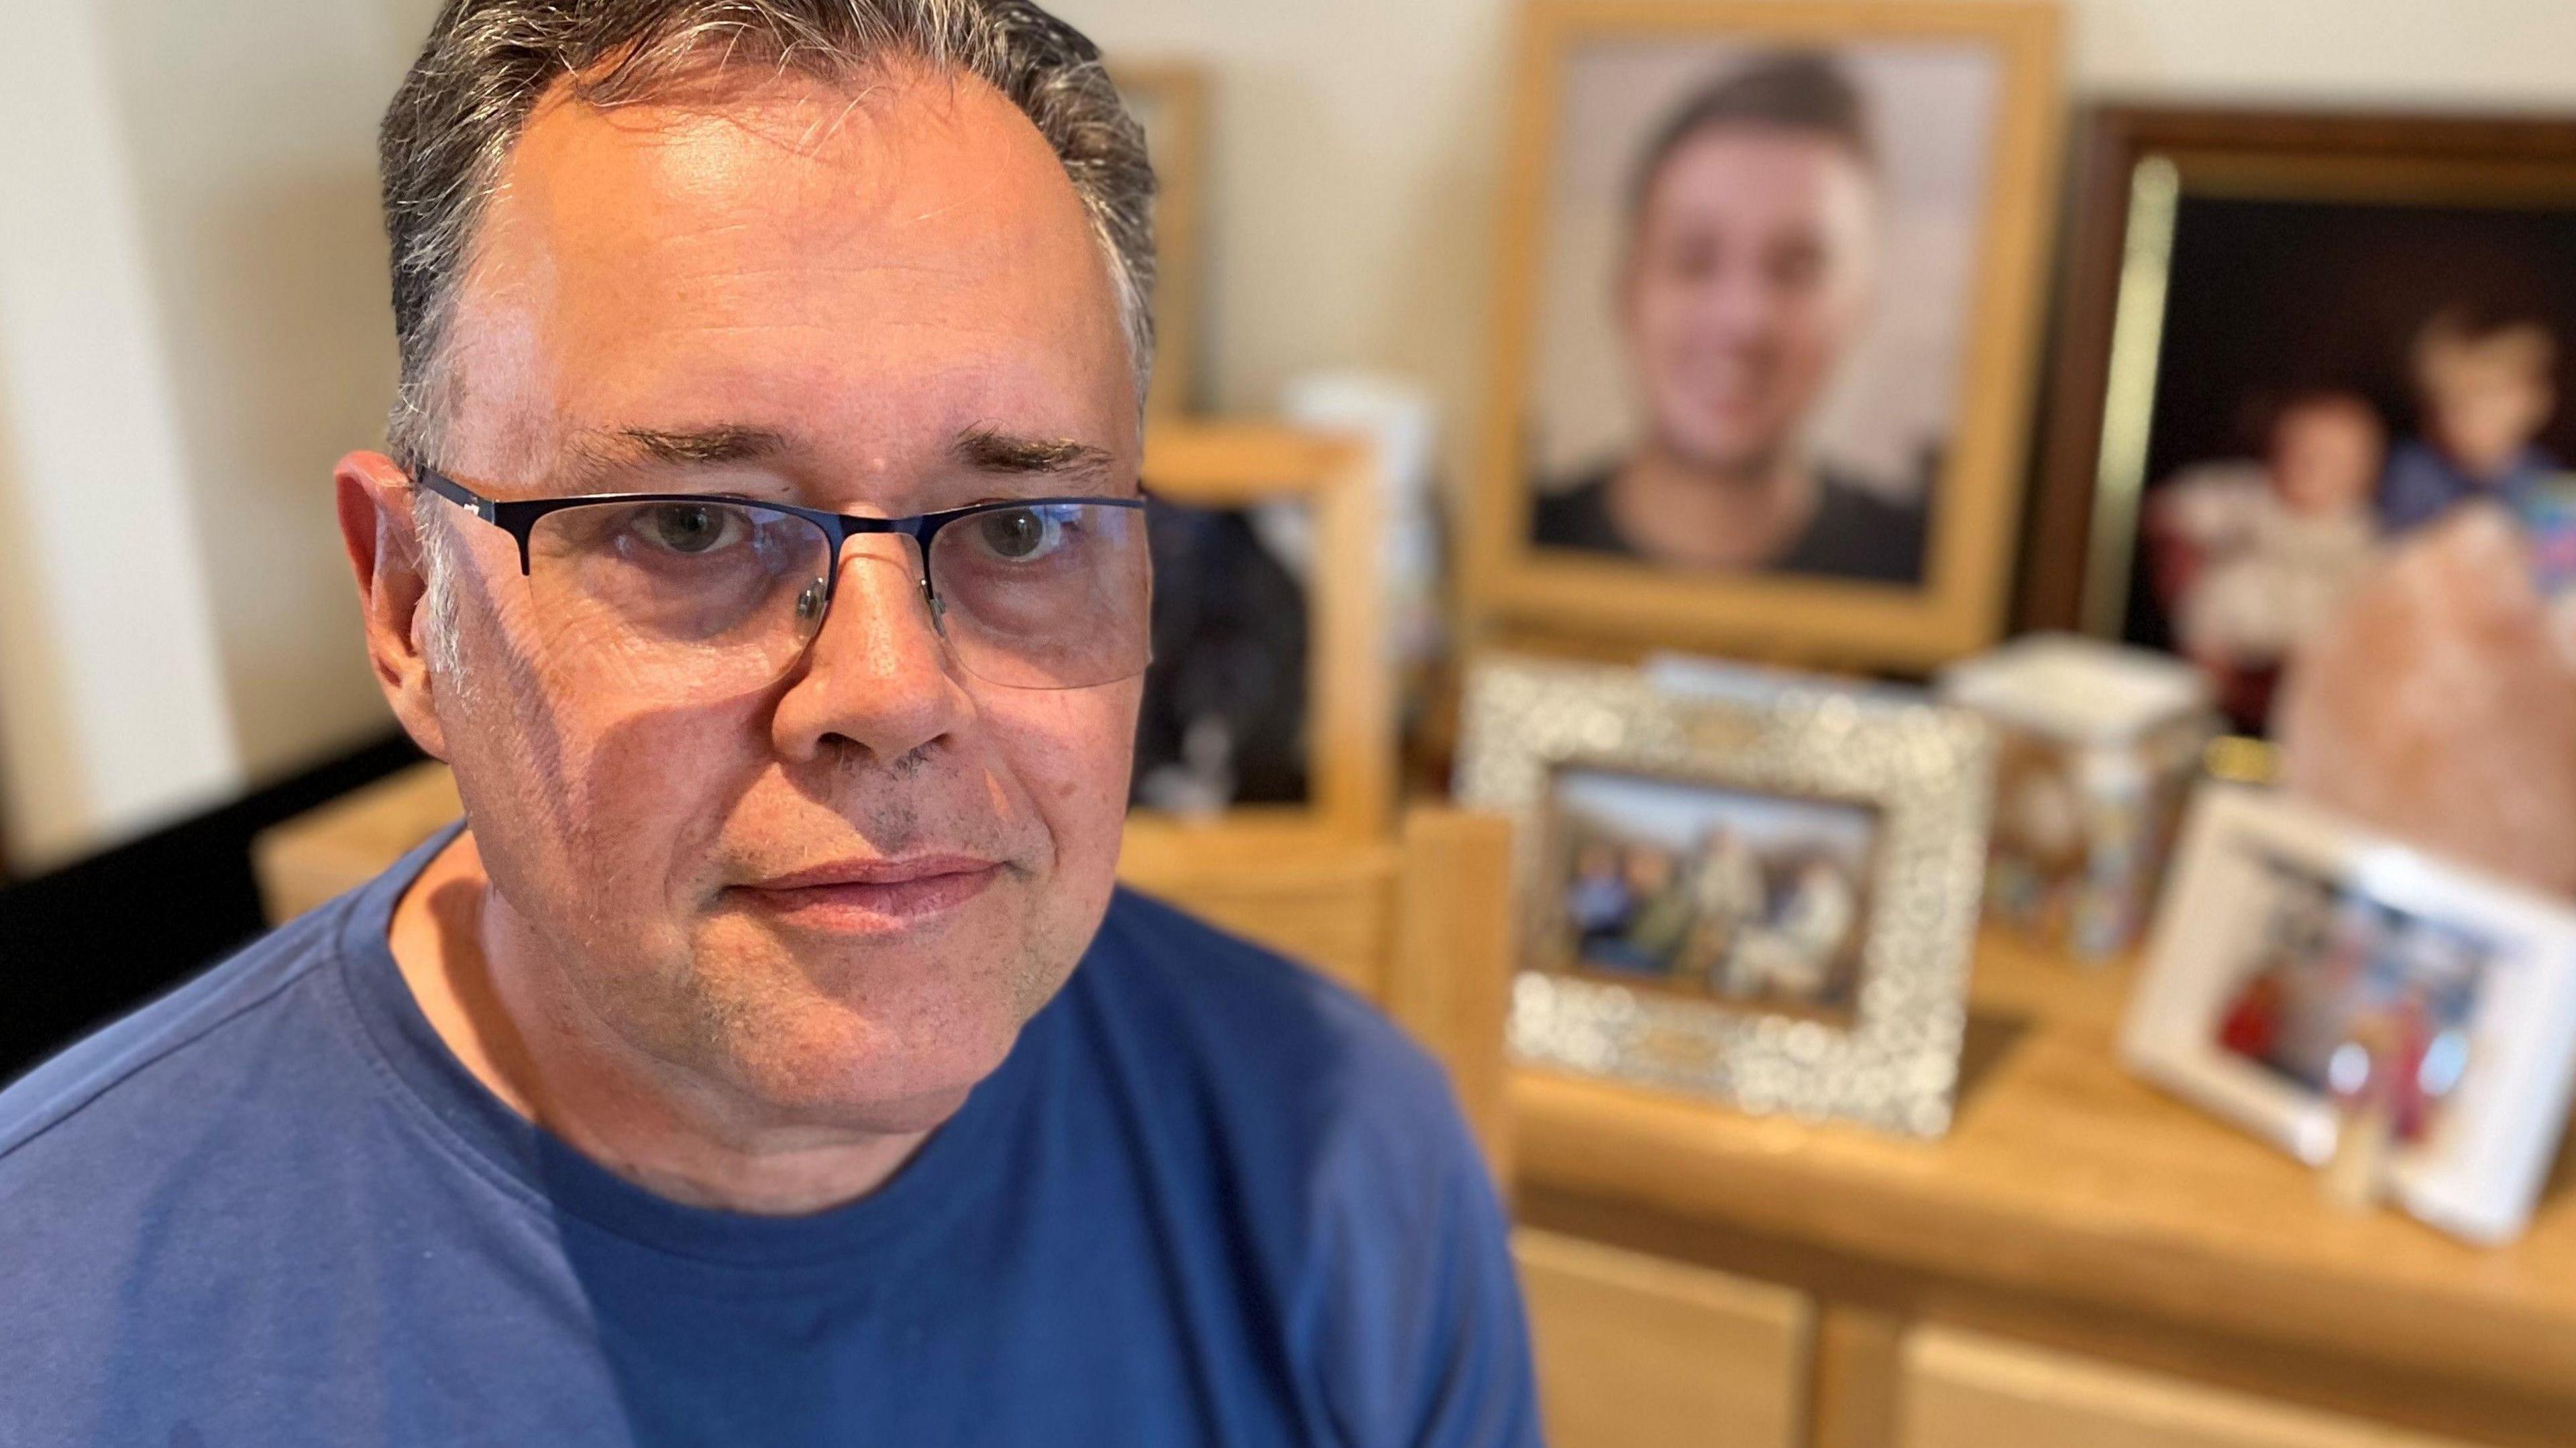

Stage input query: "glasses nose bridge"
[{"left": 810, "top": 519, "right": 943, "bottom": 651}]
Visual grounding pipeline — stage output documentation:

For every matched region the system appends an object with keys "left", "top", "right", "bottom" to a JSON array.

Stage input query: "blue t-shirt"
[{"left": 0, "top": 830, "right": 1537, "bottom": 1446}]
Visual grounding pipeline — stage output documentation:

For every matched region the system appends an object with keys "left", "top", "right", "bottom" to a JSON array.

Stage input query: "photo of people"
[
  {"left": 2126, "top": 192, "right": 2576, "bottom": 732},
  {"left": 2214, "top": 857, "right": 2491, "bottom": 1148},
  {"left": 1550, "top": 768, "right": 1878, "bottom": 1017},
  {"left": 1523, "top": 40, "right": 2006, "bottom": 586}
]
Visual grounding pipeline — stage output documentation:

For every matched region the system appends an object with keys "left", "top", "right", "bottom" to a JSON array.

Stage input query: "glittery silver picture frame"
[{"left": 1456, "top": 656, "right": 1996, "bottom": 1136}]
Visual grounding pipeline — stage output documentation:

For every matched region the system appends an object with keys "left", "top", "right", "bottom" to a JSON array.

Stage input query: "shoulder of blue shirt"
[
  {"left": 1070, "top": 883, "right": 1481, "bottom": 1184},
  {"left": 0, "top": 899, "right": 348, "bottom": 1168}
]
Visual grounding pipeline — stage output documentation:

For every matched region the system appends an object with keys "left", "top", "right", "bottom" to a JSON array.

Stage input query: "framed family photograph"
[
  {"left": 1108, "top": 60, "right": 1211, "bottom": 419},
  {"left": 2123, "top": 786, "right": 2576, "bottom": 1245},
  {"left": 2025, "top": 107, "right": 2576, "bottom": 734},
  {"left": 1455, "top": 656, "right": 1994, "bottom": 1135},
  {"left": 1468, "top": 0, "right": 2061, "bottom": 669},
  {"left": 1125, "top": 421, "right": 1395, "bottom": 852}
]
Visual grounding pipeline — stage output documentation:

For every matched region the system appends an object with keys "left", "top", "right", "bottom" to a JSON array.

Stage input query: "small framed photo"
[
  {"left": 1126, "top": 421, "right": 1395, "bottom": 850},
  {"left": 1456, "top": 656, "right": 1994, "bottom": 1135},
  {"left": 2122, "top": 786, "right": 2576, "bottom": 1244},
  {"left": 1108, "top": 60, "right": 1211, "bottom": 419},
  {"left": 1467, "top": 0, "right": 2062, "bottom": 669},
  {"left": 2025, "top": 107, "right": 2576, "bottom": 734}
]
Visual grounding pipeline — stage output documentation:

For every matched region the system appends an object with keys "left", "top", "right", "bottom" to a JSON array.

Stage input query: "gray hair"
[{"left": 378, "top": 0, "right": 1157, "bottom": 467}]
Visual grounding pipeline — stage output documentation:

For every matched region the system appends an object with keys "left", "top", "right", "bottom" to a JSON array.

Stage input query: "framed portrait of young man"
[{"left": 1467, "top": 0, "right": 2061, "bottom": 670}]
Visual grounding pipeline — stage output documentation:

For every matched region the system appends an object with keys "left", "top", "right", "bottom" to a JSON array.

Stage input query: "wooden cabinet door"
[
  {"left": 1515, "top": 1228, "right": 1811, "bottom": 1448},
  {"left": 1899, "top": 1326, "right": 2489, "bottom": 1448}
]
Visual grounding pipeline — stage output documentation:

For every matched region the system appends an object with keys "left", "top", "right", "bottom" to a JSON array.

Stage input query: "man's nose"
[
  {"left": 769, "top": 535, "right": 973, "bottom": 766},
  {"left": 1697, "top": 265, "right": 1782, "bottom": 339}
]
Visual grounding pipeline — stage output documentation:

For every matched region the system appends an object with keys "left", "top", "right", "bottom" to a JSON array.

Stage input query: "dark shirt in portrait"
[{"left": 1531, "top": 462, "right": 1931, "bottom": 586}]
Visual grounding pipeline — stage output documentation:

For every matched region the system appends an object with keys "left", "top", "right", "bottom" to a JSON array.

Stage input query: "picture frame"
[
  {"left": 2122, "top": 785, "right": 2576, "bottom": 1245},
  {"left": 1108, "top": 60, "right": 1211, "bottom": 420},
  {"left": 1124, "top": 421, "right": 1395, "bottom": 856},
  {"left": 2021, "top": 107, "right": 2576, "bottom": 733},
  {"left": 1454, "top": 655, "right": 1994, "bottom": 1135},
  {"left": 1467, "top": 0, "right": 2062, "bottom": 671}
]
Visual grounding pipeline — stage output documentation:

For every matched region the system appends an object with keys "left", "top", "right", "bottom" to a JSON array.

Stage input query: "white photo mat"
[{"left": 2122, "top": 785, "right": 2576, "bottom": 1244}]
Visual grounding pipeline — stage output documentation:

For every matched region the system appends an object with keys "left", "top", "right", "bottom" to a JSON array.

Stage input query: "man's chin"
[
  {"left": 1665, "top": 434, "right": 1786, "bottom": 481},
  {"left": 721, "top": 1020, "right": 1010, "bottom": 1135}
]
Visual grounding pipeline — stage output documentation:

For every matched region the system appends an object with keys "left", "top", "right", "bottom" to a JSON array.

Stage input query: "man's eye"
[
  {"left": 644, "top": 503, "right": 737, "bottom": 555},
  {"left": 975, "top": 507, "right": 1066, "bottom": 561}
]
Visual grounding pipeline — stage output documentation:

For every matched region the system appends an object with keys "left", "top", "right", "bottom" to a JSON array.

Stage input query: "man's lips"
[{"left": 731, "top": 855, "right": 1004, "bottom": 930}]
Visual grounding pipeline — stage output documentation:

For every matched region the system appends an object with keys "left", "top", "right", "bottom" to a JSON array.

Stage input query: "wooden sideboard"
[{"left": 1517, "top": 934, "right": 2576, "bottom": 1447}]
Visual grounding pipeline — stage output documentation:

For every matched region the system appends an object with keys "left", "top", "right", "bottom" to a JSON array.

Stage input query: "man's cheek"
[{"left": 567, "top": 704, "right": 766, "bottom": 909}]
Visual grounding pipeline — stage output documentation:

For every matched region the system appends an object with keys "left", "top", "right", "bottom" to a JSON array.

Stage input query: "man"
[
  {"left": 0, "top": 3, "right": 1536, "bottom": 1443},
  {"left": 1532, "top": 52, "right": 1929, "bottom": 585}
]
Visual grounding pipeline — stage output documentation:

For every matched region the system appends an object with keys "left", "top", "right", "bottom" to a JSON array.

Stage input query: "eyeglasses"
[{"left": 411, "top": 467, "right": 1152, "bottom": 695}]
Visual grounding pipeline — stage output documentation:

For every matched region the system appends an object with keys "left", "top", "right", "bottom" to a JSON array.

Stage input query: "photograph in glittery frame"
[
  {"left": 1548, "top": 768, "right": 1880, "bottom": 1021},
  {"left": 1456, "top": 655, "right": 1995, "bottom": 1136}
]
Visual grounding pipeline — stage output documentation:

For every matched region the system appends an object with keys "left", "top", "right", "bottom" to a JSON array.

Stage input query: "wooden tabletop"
[{"left": 1511, "top": 933, "right": 2576, "bottom": 1402}]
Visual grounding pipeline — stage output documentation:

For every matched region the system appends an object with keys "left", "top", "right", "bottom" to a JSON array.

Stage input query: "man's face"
[
  {"left": 2424, "top": 330, "right": 2557, "bottom": 478},
  {"left": 417, "top": 68, "right": 1142, "bottom": 1134},
  {"left": 1621, "top": 127, "right": 1879, "bottom": 477},
  {"left": 2270, "top": 401, "right": 2383, "bottom": 516}
]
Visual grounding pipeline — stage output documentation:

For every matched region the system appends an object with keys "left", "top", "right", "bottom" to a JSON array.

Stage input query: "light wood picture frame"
[
  {"left": 1108, "top": 60, "right": 1212, "bottom": 421},
  {"left": 1125, "top": 421, "right": 1395, "bottom": 856},
  {"left": 1468, "top": 0, "right": 2061, "bottom": 671}
]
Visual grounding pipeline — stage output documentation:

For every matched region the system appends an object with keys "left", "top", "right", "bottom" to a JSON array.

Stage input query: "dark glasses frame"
[{"left": 409, "top": 465, "right": 1150, "bottom": 620}]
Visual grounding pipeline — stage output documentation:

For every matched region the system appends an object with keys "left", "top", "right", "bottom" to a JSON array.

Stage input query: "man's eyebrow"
[
  {"left": 561, "top": 425, "right": 794, "bottom": 484},
  {"left": 953, "top": 427, "right": 1118, "bottom": 484}
]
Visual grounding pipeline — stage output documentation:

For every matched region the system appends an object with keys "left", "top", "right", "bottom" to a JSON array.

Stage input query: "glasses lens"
[
  {"left": 927, "top": 502, "right": 1151, "bottom": 689},
  {"left": 527, "top": 499, "right": 833, "bottom": 695}
]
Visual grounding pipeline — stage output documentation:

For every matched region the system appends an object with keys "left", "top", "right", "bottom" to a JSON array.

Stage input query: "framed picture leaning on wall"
[
  {"left": 1108, "top": 60, "right": 1211, "bottom": 420},
  {"left": 1125, "top": 421, "right": 1396, "bottom": 853},
  {"left": 2023, "top": 107, "right": 2576, "bottom": 734},
  {"left": 1468, "top": 0, "right": 2062, "bottom": 669}
]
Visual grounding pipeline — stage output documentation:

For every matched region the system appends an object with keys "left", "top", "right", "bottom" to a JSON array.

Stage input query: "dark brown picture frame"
[{"left": 2018, "top": 105, "right": 2576, "bottom": 640}]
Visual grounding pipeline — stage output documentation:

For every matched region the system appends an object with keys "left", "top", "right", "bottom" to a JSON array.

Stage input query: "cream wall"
[
  {"left": 88, "top": 0, "right": 441, "bottom": 787},
  {"left": 8, "top": 0, "right": 2576, "bottom": 869},
  {"left": 0, "top": 1, "right": 244, "bottom": 871},
  {"left": 0, "top": 0, "right": 435, "bottom": 870}
]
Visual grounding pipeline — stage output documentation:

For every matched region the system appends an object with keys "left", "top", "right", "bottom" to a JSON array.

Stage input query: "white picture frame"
[{"left": 2122, "top": 785, "right": 2576, "bottom": 1245}]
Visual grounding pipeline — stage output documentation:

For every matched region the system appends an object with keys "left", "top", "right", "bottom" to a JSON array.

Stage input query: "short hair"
[
  {"left": 2412, "top": 303, "right": 2557, "bottom": 388},
  {"left": 378, "top": 0, "right": 1156, "bottom": 465},
  {"left": 1627, "top": 51, "right": 1876, "bottom": 217}
]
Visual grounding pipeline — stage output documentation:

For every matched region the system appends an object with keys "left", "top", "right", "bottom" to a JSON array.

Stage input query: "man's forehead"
[{"left": 437, "top": 61, "right": 1134, "bottom": 486}]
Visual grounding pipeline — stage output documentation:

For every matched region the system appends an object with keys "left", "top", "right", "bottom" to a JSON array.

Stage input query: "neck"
[
  {"left": 386, "top": 831, "right": 930, "bottom": 1215},
  {"left": 1606, "top": 442, "right": 1821, "bottom": 569}
]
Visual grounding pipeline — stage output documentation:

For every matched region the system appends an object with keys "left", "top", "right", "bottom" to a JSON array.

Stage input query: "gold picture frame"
[
  {"left": 1123, "top": 421, "right": 1396, "bottom": 860},
  {"left": 1466, "top": 0, "right": 2061, "bottom": 671},
  {"left": 1109, "top": 60, "right": 1212, "bottom": 421}
]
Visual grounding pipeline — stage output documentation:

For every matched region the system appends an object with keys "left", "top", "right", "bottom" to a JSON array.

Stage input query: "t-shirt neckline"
[{"left": 327, "top": 821, "right": 1034, "bottom": 1270}]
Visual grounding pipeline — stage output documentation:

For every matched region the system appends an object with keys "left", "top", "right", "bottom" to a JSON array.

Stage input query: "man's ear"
[{"left": 335, "top": 450, "right": 449, "bottom": 761}]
